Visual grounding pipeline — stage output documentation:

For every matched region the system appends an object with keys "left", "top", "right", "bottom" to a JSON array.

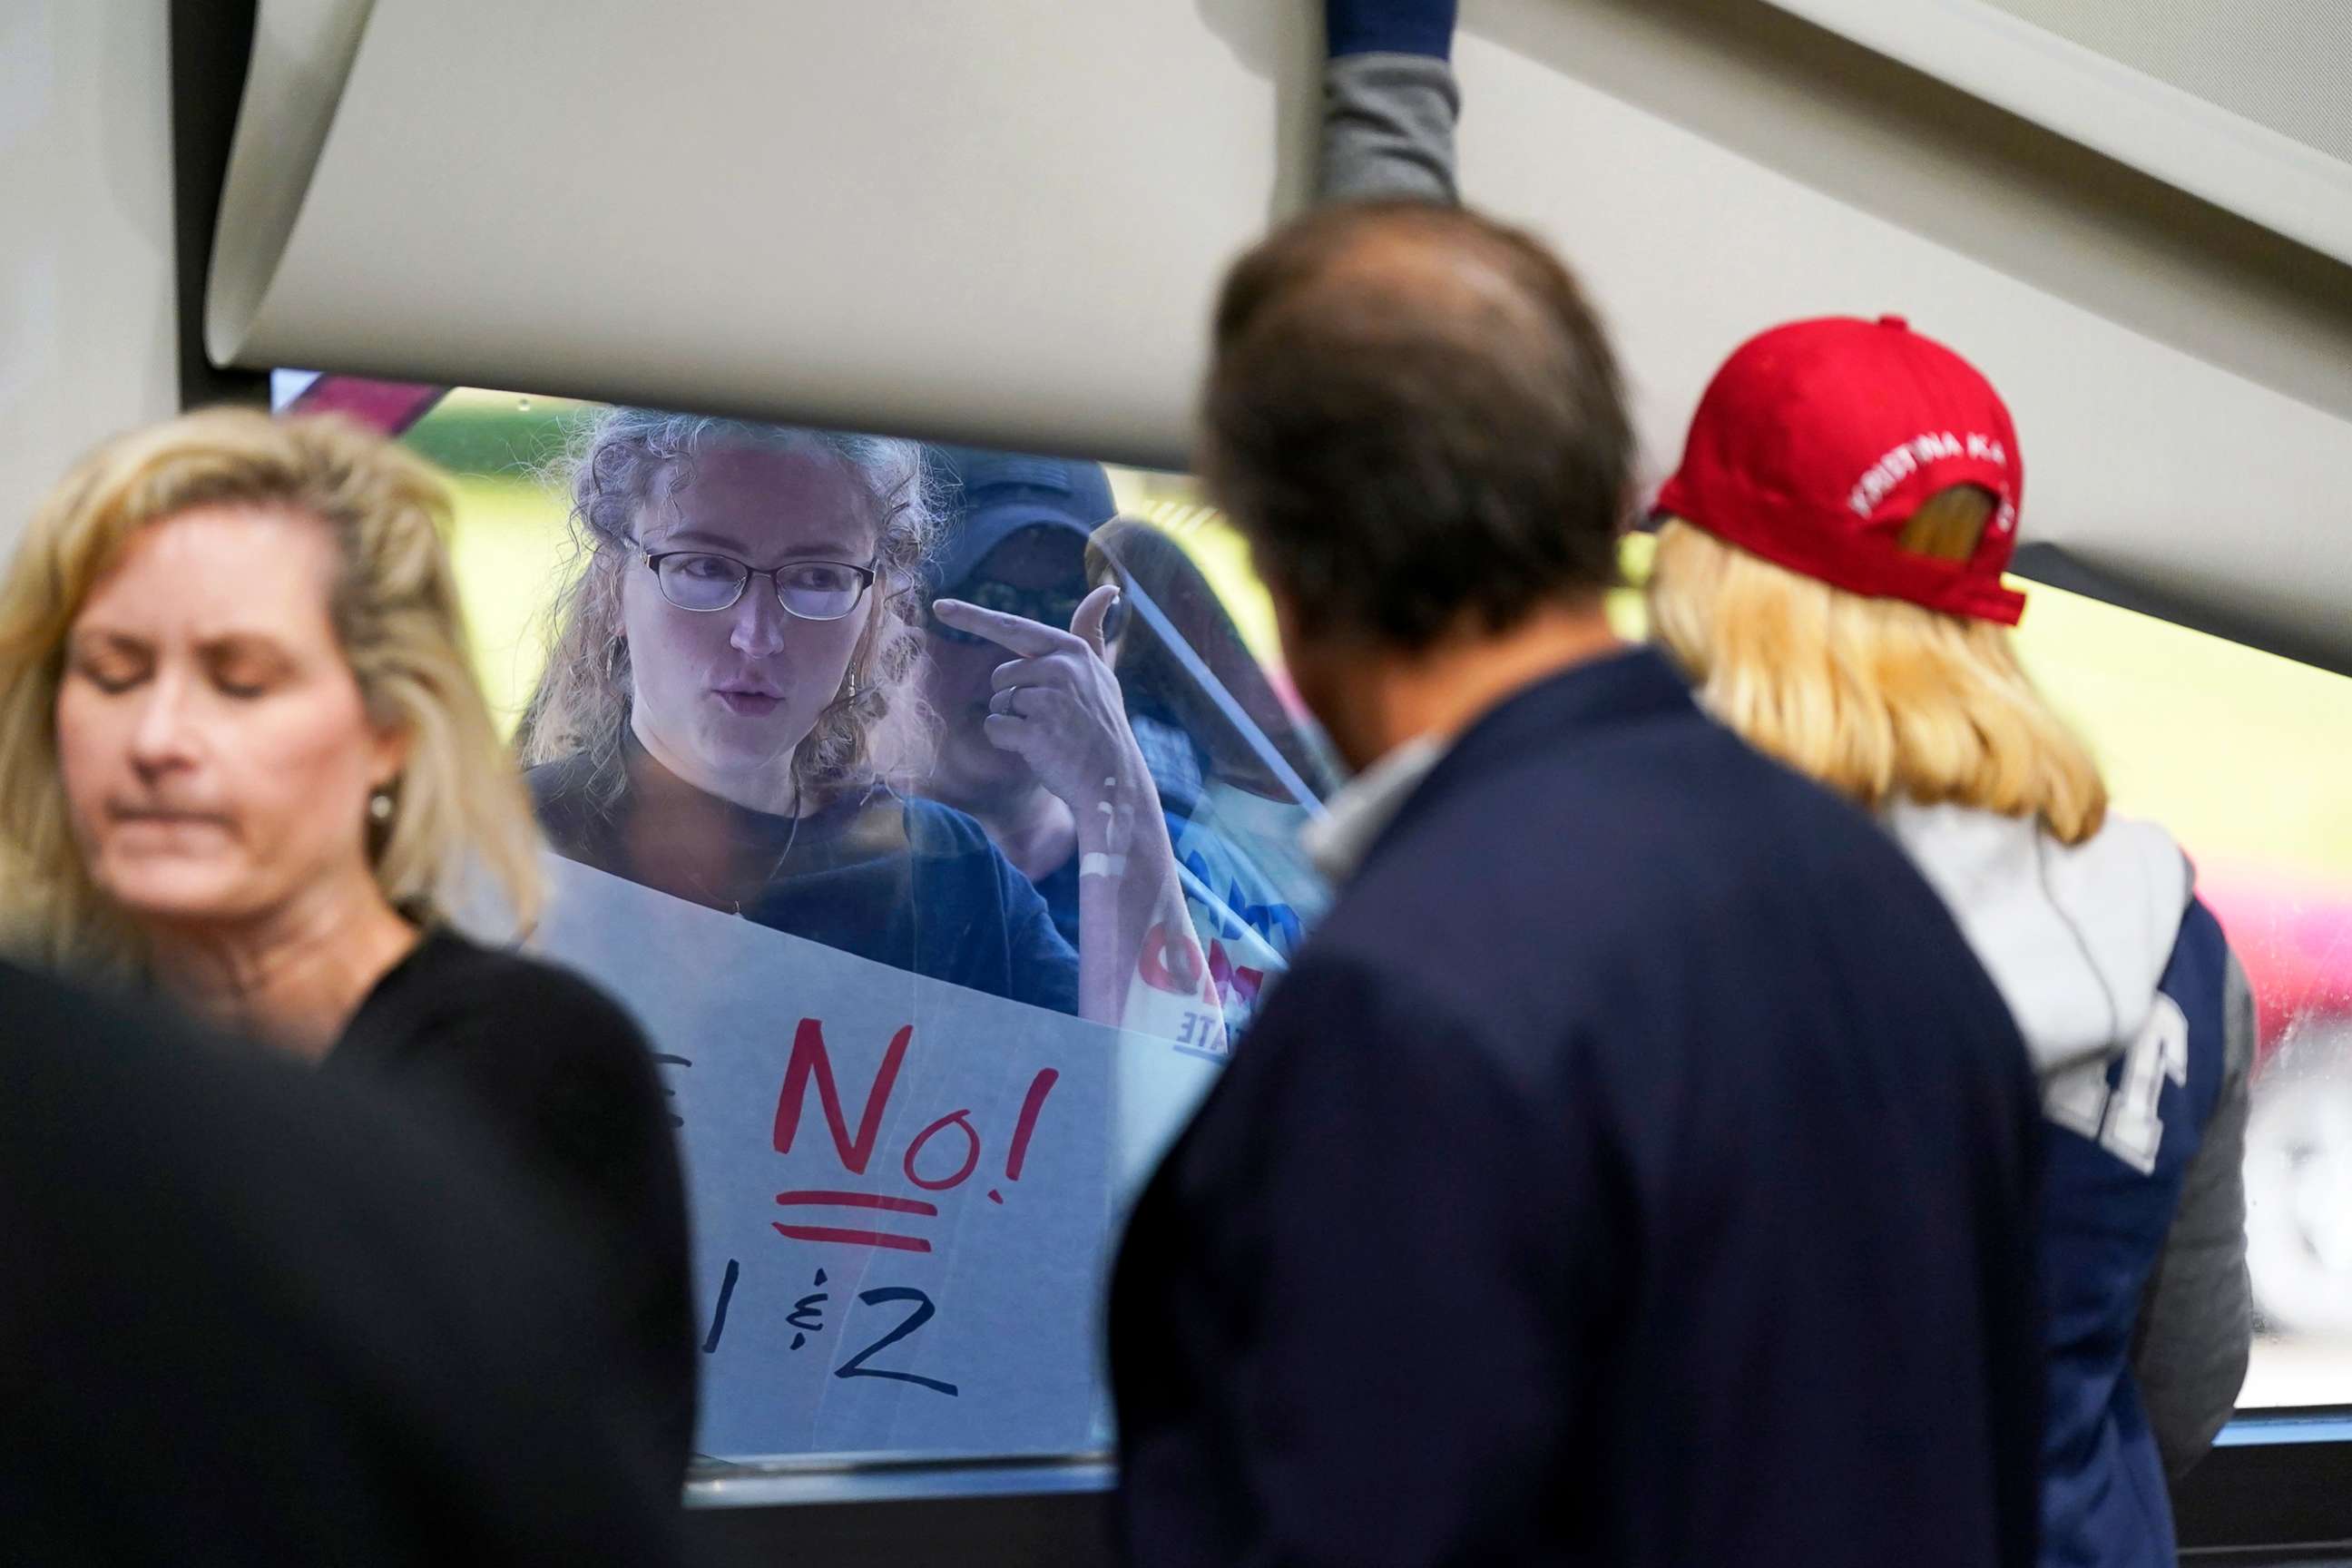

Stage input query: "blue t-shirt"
[
  {"left": 528, "top": 741, "right": 1078, "bottom": 1015},
  {"left": 1030, "top": 807, "right": 1310, "bottom": 1035},
  {"left": 1025, "top": 716, "right": 1319, "bottom": 1035}
]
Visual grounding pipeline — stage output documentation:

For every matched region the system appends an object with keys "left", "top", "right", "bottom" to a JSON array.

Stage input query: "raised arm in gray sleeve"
[
  {"left": 2132, "top": 946, "right": 2256, "bottom": 1480},
  {"left": 1319, "top": 54, "right": 1462, "bottom": 205}
]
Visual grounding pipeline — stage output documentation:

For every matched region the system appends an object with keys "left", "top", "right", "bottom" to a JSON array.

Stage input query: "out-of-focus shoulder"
[{"left": 402, "top": 932, "right": 652, "bottom": 1058}]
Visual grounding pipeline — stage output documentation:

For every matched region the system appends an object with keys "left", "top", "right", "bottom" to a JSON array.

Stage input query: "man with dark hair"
[
  {"left": 1202, "top": 201, "right": 1632, "bottom": 651},
  {"left": 0, "top": 960, "right": 687, "bottom": 1567},
  {"left": 1109, "top": 194, "right": 2044, "bottom": 1568}
]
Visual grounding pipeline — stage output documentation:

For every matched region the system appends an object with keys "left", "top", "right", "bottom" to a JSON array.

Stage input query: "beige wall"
[{"left": 0, "top": 0, "right": 180, "bottom": 562}]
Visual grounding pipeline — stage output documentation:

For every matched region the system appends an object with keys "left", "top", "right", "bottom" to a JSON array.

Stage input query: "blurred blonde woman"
[
  {"left": 1646, "top": 316, "right": 2251, "bottom": 1568},
  {"left": 0, "top": 407, "right": 695, "bottom": 1468}
]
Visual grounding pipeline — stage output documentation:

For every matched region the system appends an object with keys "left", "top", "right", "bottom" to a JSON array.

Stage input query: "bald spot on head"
[
  {"left": 1213, "top": 204, "right": 1566, "bottom": 376},
  {"left": 1199, "top": 201, "right": 1632, "bottom": 652}
]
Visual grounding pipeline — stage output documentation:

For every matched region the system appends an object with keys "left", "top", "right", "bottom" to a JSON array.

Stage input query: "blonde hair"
[
  {"left": 0, "top": 407, "right": 544, "bottom": 975},
  {"left": 514, "top": 409, "right": 934, "bottom": 809},
  {"left": 1647, "top": 488, "right": 2107, "bottom": 844}
]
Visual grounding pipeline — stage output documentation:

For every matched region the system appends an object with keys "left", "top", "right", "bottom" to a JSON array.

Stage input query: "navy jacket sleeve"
[{"left": 1120, "top": 951, "right": 1621, "bottom": 1567}]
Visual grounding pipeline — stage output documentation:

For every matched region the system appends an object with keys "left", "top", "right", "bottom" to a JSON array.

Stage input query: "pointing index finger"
[{"left": 930, "top": 598, "right": 1075, "bottom": 658}]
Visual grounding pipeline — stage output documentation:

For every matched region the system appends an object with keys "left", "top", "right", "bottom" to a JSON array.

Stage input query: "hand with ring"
[
  {"left": 929, "top": 584, "right": 1153, "bottom": 826},
  {"left": 932, "top": 583, "right": 1219, "bottom": 1044}
]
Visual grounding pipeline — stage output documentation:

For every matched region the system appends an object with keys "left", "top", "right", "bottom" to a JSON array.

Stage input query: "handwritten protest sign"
[{"left": 534, "top": 855, "right": 1226, "bottom": 1460}]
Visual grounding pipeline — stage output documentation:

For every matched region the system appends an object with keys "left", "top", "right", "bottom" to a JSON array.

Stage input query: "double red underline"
[{"left": 772, "top": 1189, "right": 938, "bottom": 1252}]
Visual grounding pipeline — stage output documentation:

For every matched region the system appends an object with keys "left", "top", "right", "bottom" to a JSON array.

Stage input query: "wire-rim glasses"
[{"left": 641, "top": 550, "right": 878, "bottom": 621}]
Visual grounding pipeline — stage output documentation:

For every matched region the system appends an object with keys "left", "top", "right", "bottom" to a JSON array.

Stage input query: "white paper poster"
[{"left": 533, "top": 855, "right": 1225, "bottom": 1460}]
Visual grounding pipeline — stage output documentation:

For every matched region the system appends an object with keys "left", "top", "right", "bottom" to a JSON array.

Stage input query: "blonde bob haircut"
[
  {"left": 0, "top": 407, "right": 543, "bottom": 976},
  {"left": 1647, "top": 485, "right": 2108, "bottom": 845}
]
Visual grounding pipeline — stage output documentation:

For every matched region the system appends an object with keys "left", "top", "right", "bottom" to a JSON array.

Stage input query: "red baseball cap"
[{"left": 1654, "top": 315, "right": 2027, "bottom": 624}]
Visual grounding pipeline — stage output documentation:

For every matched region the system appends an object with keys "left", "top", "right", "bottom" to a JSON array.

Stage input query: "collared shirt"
[
  {"left": 1299, "top": 650, "right": 1659, "bottom": 884},
  {"left": 1298, "top": 733, "right": 1446, "bottom": 884}
]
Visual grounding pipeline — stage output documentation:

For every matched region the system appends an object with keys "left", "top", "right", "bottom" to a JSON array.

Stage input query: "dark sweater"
[
  {"left": 1112, "top": 649, "right": 2044, "bottom": 1568},
  {"left": 0, "top": 958, "right": 687, "bottom": 1565},
  {"left": 323, "top": 930, "right": 696, "bottom": 1472}
]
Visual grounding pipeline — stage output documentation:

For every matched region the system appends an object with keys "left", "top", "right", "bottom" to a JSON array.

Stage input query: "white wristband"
[{"left": 1079, "top": 852, "right": 1128, "bottom": 879}]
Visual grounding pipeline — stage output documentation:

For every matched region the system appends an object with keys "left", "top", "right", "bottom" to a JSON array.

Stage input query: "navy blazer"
[{"left": 1111, "top": 647, "right": 2043, "bottom": 1568}]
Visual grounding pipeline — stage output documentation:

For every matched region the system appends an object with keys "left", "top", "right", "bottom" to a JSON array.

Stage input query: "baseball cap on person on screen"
[
  {"left": 1654, "top": 314, "right": 2028, "bottom": 625},
  {"left": 925, "top": 446, "right": 1118, "bottom": 593}
]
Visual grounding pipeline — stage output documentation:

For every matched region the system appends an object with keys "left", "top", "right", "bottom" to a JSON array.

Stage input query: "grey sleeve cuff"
[
  {"left": 2132, "top": 946, "right": 2256, "bottom": 1480},
  {"left": 1318, "top": 54, "right": 1462, "bottom": 206}
]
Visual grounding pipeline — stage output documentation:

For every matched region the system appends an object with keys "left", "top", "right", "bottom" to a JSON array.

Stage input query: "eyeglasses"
[
  {"left": 642, "top": 551, "right": 878, "bottom": 621},
  {"left": 930, "top": 579, "right": 1125, "bottom": 646}
]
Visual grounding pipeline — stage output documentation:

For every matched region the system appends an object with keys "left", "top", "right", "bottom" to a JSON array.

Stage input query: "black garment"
[
  {"left": 0, "top": 958, "right": 686, "bottom": 1567},
  {"left": 1111, "top": 648, "right": 2044, "bottom": 1568},
  {"left": 323, "top": 929, "right": 696, "bottom": 1472},
  {"left": 529, "top": 736, "right": 1079, "bottom": 1013}
]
